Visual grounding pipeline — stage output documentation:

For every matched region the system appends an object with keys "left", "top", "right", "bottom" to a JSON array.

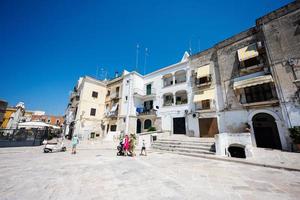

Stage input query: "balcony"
[
  {"left": 195, "top": 75, "right": 212, "bottom": 87},
  {"left": 70, "top": 92, "right": 80, "bottom": 102},
  {"left": 136, "top": 109, "right": 156, "bottom": 116},
  {"left": 133, "top": 88, "right": 156, "bottom": 99},
  {"left": 105, "top": 111, "right": 118, "bottom": 118}
]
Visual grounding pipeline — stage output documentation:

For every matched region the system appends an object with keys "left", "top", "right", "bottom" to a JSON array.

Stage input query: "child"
[
  {"left": 140, "top": 139, "right": 147, "bottom": 156},
  {"left": 71, "top": 135, "right": 79, "bottom": 154},
  {"left": 122, "top": 135, "right": 130, "bottom": 156}
]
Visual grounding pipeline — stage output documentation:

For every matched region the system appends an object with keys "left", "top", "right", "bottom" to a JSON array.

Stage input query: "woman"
[{"left": 122, "top": 135, "right": 130, "bottom": 156}]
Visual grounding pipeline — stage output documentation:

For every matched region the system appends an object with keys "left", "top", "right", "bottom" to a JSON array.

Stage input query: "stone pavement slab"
[{"left": 0, "top": 143, "right": 300, "bottom": 200}]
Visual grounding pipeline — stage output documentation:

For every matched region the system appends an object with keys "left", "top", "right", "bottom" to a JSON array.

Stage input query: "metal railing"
[{"left": 0, "top": 128, "right": 61, "bottom": 147}]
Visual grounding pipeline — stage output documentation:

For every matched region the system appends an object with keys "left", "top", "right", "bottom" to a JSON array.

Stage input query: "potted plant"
[
  {"left": 147, "top": 127, "right": 156, "bottom": 132},
  {"left": 289, "top": 126, "right": 300, "bottom": 150}
]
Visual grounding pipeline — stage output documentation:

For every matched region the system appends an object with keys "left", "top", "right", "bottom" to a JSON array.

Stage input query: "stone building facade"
[{"left": 66, "top": 1, "right": 300, "bottom": 152}]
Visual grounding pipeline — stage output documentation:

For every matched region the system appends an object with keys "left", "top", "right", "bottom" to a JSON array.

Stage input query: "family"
[{"left": 117, "top": 133, "right": 147, "bottom": 156}]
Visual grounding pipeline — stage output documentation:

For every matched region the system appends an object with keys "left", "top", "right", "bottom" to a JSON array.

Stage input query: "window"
[
  {"left": 144, "top": 119, "right": 152, "bottom": 130},
  {"left": 56, "top": 119, "right": 60, "bottom": 124},
  {"left": 163, "top": 74, "right": 173, "bottom": 87},
  {"left": 146, "top": 84, "right": 152, "bottom": 95},
  {"left": 116, "top": 87, "right": 120, "bottom": 97},
  {"left": 144, "top": 100, "right": 153, "bottom": 111},
  {"left": 92, "top": 91, "right": 98, "bottom": 98},
  {"left": 106, "top": 90, "right": 110, "bottom": 96},
  {"left": 240, "top": 57, "right": 260, "bottom": 68},
  {"left": 47, "top": 119, "right": 51, "bottom": 123},
  {"left": 110, "top": 125, "right": 117, "bottom": 131},
  {"left": 196, "top": 76, "right": 211, "bottom": 85},
  {"left": 125, "top": 96, "right": 128, "bottom": 101},
  {"left": 175, "top": 70, "right": 186, "bottom": 84},
  {"left": 244, "top": 83, "right": 274, "bottom": 103},
  {"left": 90, "top": 108, "right": 96, "bottom": 116},
  {"left": 163, "top": 94, "right": 174, "bottom": 106},
  {"left": 175, "top": 90, "right": 188, "bottom": 105},
  {"left": 201, "top": 100, "right": 210, "bottom": 110}
]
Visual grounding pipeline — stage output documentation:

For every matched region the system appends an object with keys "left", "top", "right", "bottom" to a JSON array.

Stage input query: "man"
[{"left": 140, "top": 139, "right": 147, "bottom": 156}]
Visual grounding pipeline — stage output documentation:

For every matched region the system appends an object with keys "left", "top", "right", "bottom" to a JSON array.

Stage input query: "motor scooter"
[{"left": 43, "top": 139, "right": 67, "bottom": 153}]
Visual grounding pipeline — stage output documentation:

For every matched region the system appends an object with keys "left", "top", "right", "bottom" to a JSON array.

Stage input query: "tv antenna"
[
  {"left": 135, "top": 44, "right": 140, "bottom": 72},
  {"left": 144, "top": 48, "right": 149, "bottom": 75}
]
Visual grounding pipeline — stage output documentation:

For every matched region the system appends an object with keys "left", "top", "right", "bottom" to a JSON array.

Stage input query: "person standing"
[
  {"left": 140, "top": 139, "right": 147, "bottom": 156},
  {"left": 122, "top": 135, "right": 130, "bottom": 156},
  {"left": 71, "top": 135, "right": 79, "bottom": 154}
]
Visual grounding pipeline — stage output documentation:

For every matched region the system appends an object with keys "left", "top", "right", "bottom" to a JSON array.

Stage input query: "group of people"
[
  {"left": 70, "top": 133, "right": 147, "bottom": 156},
  {"left": 120, "top": 134, "right": 147, "bottom": 156}
]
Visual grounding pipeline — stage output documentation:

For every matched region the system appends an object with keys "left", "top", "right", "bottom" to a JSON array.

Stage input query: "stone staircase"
[{"left": 151, "top": 136, "right": 216, "bottom": 156}]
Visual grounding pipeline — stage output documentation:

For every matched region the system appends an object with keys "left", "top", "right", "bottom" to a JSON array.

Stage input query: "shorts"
[
  {"left": 72, "top": 144, "right": 77, "bottom": 148},
  {"left": 142, "top": 147, "right": 146, "bottom": 150}
]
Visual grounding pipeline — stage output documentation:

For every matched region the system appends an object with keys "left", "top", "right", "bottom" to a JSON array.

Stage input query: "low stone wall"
[
  {"left": 136, "top": 131, "right": 169, "bottom": 148},
  {"left": 215, "top": 132, "right": 253, "bottom": 157}
]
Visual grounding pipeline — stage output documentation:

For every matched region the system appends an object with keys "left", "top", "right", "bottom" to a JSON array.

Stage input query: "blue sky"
[{"left": 0, "top": 0, "right": 292, "bottom": 115}]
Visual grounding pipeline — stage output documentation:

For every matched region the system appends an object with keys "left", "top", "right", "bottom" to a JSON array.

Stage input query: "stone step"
[
  {"left": 154, "top": 140, "right": 214, "bottom": 147},
  {"left": 152, "top": 146, "right": 215, "bottom": 155},
  {"left": 158, "top": 138, "right": 215, "bottom": 143},
  {"left": 152, "top": 143, "right": 215, "bottom": 151}
]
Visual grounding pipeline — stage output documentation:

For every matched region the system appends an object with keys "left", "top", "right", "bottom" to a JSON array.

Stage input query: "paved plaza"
[{"left": 0, "top": 143, "right": 300, "bottom": 200}]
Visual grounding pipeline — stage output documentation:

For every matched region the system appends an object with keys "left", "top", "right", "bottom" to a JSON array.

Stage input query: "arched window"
[
  {"left": 144, "top": 119, "right": 152, "bottom": 130},
  {"left": 163, "top": 93, "right": 174, "bottom": 106},
  {"left": 162, "top": 73, "right": 173, "bottom": 87},
  {"left": 175, "top": 70, "right": 186, "bottom": 84},
  {"left": 175, "top": 90, "right": 188, "bottom": 105}
]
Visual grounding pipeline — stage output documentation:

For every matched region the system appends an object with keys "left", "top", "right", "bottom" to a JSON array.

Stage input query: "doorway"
[
  {"left": 173, "top": 117, "right": 186, "bottom": 134},
  {"left": 137, "top": 119, "right": 141, "bottom": 134},
  {"left": 199, "top": 118, "right": 219, "bottom": 138},
  {"left": 252, "top": 113, "right": 282, "bottom": 150}
]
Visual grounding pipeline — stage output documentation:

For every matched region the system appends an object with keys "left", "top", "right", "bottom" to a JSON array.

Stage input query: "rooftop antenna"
[
  {"left": 144, "top": 48, "right": 149, "bottom": 75},
  {"left": 135, "top": 44, "right": 139, "bottom": 72},
  {"left": 198, "top": 38, "right": 200, "bottom": 52},
  {"left": 189, "top": 39, "right": 192, "bottom": 55}
]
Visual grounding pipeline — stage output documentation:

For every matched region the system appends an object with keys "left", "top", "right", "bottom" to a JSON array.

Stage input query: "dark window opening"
[
  {"left": 196, "top": 76, "right": 211, "bottom": 85},
  {"left": 241, "top": 57, "right": 260, "bottom": 68},
  {"left": 146, "top": 84, "right": 152, "bottom": 95},
  {"left": 106, "top": 90, "right": 110, "bottom": 96},
  {"left": 228, "top": 146, "right": 246, "bottom": 158},
  {"left": 244, "top": 83, "right": 275, "bottom": 103},
  {"left": 116, "top": 87, "right": 120, "bottom": 97},
  {"left": 110, "top": 125, "right": 117, "bottom": 131},
  {"left": 92, "top": 91, "right": 98, "bottom": 98},
  {"left": 202, "top": 100, "right": 210, "bottom": 110},
  {"left": 90, "top": 108, "right": 96, "bottom": 116},
  {"left": 144, "top": 119, "right": 152, "bottom": 130},
  {"left": 144, "top": 100, "right": 153, "bottom": 111}
]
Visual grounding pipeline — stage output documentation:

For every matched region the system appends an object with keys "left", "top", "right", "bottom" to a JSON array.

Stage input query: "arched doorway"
[
  {"left": 252, "top": 113, "right": 282, "bottom": 150},
  {"left": 136, "top": 119, "right": 141, "bottom": 134}
]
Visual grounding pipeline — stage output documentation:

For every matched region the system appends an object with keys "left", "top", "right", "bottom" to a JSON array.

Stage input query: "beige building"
[
  {"left": 65, "top": 76, "right": 107, "bottom": 139},
  {"left": 103, "top": 75, "right": 125, "bottom": 135}
]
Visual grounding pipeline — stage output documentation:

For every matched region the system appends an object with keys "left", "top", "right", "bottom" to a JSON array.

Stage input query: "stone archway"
[{"left": 252, "top": 113, "right": 282, "bottom": 150}]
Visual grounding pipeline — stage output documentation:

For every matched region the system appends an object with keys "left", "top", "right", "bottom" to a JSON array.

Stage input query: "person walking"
[
  {"left": 140, "top": 139, "right": 147, "bottom": 156},
  {"left": 122, "top": 135, "right": 130, "bottom": 156},
  {"left": 71, "top": 135, "right": 79, "bottom": 154}
]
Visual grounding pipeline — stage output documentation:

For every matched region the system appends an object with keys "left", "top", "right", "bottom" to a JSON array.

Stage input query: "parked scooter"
[{"left": 43, "top": 139, "right": 67, "bottom": 153}]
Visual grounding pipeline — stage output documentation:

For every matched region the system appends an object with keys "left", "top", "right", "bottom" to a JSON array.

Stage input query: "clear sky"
[{"left": 0, "top": 0, "right": 293, "bottom": 115}]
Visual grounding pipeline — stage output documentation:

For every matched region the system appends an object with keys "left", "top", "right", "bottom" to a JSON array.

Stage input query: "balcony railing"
[
  {"left": 105, "top": 111, "right": 118, "bottom": 118},
  {"left": 137, "top": 109, "right": 156, "bottom": 116},
  {"left": 133, "top": 88, "right": 156, "bottom": 98}
]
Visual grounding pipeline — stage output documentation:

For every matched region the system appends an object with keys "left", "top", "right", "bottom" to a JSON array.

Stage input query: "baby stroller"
[{"left": 117, "top": 141, "right": 125, "bottom": 156}]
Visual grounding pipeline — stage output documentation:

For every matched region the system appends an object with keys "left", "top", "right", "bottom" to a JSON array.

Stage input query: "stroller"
[{"left": 117, "top": 141, "right": 125, "bottom": 156}]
